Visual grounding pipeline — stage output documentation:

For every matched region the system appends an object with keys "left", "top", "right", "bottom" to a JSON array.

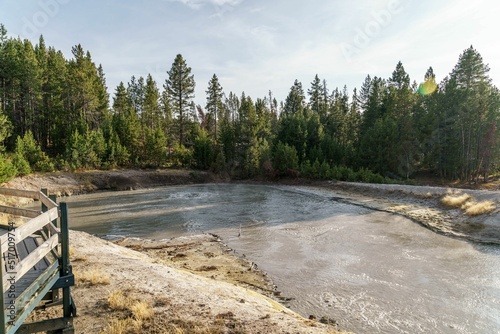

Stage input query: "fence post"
[{"left": 59, "top": 203, "right": 74, "bottom": 321}]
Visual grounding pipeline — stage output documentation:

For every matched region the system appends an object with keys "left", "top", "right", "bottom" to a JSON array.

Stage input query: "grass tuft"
[
  {"left": 441, "top": 192, "right": 472, "bottom": 208},
  {"left": 77, "top": 269, "right": 110, "bottom": 286},
  {"left": 462, "top": 200, "right": 496, "bottom": 216},
  {"left": 107, "top": 290, "right": 129, "bottom": 310},
  {"left": 99, "top": 318, "right": 134, "bottom": 334},
  {"left": 130, "top": 301, "right": 154, "bottom": 321}
]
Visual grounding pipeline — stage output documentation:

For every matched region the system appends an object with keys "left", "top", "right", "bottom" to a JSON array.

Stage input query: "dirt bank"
[
  {"left": 27, "top": 231, "right": 344, "bottom": 334},
  {"left": 322, "top": 181, "right": 500, "bottom": 245}
]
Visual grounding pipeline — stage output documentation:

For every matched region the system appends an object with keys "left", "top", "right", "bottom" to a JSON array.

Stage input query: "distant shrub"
[
  {"left": 12, "top": 153, "right": 31, "bottom": 176},
  {"left": 211, "top": 151, "right": 227, "bottom": 174},
  {"left": 356, "top": 168, "right": 385, "bottom": 184},
  {"left": 170, "top": 143, "right": 193, "bottom": 168},
  {"left": 300, "top": 160, "right": 313, "bottom": 178},
  {"left": 272, "top": 141, "right": 299, "bottom": 176},
  {"left": 34, "top": 157, "right": 55, "bottom": 172},
  {"left": 318, "top": 161, "right": 330, "bottom": 179},
  {"left": 193, "top": 131, "right": 214, "bottom": 169},
  {"left": 0, "top": 155, "right": 17, "bottom": 183},
  {"left": 14, "top": 130, "right": 54, "bottom": 173}
]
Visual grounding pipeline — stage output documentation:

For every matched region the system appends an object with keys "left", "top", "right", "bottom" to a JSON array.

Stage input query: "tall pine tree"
[{"left": 166, "top": 54, "right": 195, "bottom": 146}]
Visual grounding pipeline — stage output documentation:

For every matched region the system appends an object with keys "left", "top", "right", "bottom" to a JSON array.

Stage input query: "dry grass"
[
  {"left": 441, "top": 191, "right": 472, "bottom": 208},
  {"left": 99, "top": 318, "right": 134, "bottom": 334},
  {"left": 441, "top": 189, "right": 497, "bottom": 216},
  {"left": 69, "top": 246, "right": 89, "bottom": 262},
  {"left": 77, "top": 268, "right": 110, "bottom": 286},
  {"left": 104, "top": 291, "right": 154, "bottom": 333},
  {"left": 130, "top": 301, "right": 154, "bottom": 321},
  {"left": 155, "top": 319, "right": 229, "bottom": 334},
  {"left": 108, "top": 290, "right": 129, "bottom": 311},
  {"left": 461, "top": 200, "right": 497, "bottom": 216},
  {"left": 71, "top": 254, "right": 89, "bottom": 262}
]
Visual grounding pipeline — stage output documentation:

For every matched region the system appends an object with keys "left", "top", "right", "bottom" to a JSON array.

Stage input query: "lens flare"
[{"left": 418, "top": 80, "right": 438, "bottom": 95}]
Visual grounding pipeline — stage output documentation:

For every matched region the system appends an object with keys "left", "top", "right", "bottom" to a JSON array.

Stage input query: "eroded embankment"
[{"left": 321, "top": 181, "right": 500, "bottom": 245}]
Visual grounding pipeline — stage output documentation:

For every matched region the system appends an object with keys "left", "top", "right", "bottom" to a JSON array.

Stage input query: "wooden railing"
[{"left": 0, "top": 188, "right": 75, "bottom": 334}]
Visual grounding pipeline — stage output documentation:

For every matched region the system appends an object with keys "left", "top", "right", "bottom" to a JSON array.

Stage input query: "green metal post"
[{"left": 59, "top": 203, "right": 72, "bottom": 319}]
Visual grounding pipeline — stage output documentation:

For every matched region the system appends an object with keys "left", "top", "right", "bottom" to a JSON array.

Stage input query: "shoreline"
[{"left": 2, "top": 169, "right": 499, "bottom": 245}]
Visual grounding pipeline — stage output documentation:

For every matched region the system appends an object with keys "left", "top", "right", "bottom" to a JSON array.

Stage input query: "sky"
[{"left": 1, "top": 0, "right": 499, "bottom": 105}]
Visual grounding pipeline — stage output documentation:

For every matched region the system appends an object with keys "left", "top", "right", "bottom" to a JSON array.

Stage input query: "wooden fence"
[{"left": 0, "top": 188, "right": 75, "bottom": 334}]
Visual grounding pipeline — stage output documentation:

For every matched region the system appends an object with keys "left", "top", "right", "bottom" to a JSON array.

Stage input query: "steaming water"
[{"left": 62, "top": 184, "right": 500, "bottom": 333}]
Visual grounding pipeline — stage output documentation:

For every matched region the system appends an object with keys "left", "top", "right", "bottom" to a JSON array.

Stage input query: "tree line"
[{"left": 0, "top": 23, "right": 499, "bottom": 183}]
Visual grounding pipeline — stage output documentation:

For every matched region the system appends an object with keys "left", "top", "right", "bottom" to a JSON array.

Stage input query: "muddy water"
[{"left": 62, "top": 184, "right": 500, "bottom": 333}]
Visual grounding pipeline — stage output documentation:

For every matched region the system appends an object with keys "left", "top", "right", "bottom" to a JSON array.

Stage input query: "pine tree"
[
  {"left": 0, "top": 103, "right": 11, "bottom": 151},
  {"left": 308, "top": 74, "right": 328, "bottom": 117},
  {"left": 442, "top": 46, "right": 500, "bottom": 180},
  {"left": 44, "top": 47, "right": 67, "bottom": 154},
  {"left": 384, "top": 61, "right": 418, "bottom": 178},
  {"left": 166, "top": 54, "right": 195, "bottom": 146},
  {"left": 128, "top": 75, "right": 145, "bottom": 116},
  {"left": 142, "top": 74, "right": 161, "bottom": 130},
  {"left": 283, "top": 80, "right": 305, "bottom": 115},
  {"left": 66, "top": 45, "right": 105, "bottom": 132},
  {"left": 112, "top": 82, "right": 141, "bottom": 162},
  {"left": 413, "top": 67, "right": 440, "bottom": 171},
  {"left": 358, "top": 75, "right": 372, "bottom": 112},
  {"left": 205, "top": 74, "right": 224, "bottom": 143}
]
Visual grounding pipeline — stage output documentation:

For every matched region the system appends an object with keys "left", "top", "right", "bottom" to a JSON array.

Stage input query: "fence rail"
[{"left": 0, "top": 188, "right": 75, "bottom": 334}]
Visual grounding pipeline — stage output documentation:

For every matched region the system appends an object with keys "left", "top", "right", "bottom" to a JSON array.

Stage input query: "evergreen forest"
[{"left": 1, "top": 24, "right": 499, "bottom": 184}]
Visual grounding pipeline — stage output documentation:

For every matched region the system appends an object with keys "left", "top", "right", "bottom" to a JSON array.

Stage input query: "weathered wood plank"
[
  {"left": 0, "top": 206, "right": 41, "bottom": 219},
  {"left": 4, "top": 262, "right": 60, "bottom": 333},
  {"left": 46, "top": 222, "right": 60, "bottom": 236},
  {"left": 3, "top": 234, "right": 59, "bottom": 292},
  {"left": 0, "top": 207, "right": 58, "bottom": 249},
  {"left": 12, "top": 261, "right": 59, "bottom": 310},
  {"left": 0, "top": 189, "right": 39, "bottom": 200},
  {"left": 17, "top": 317, "right": 73, "bottom": 334},
  {"left": 39, "top": 192, "right": 57, "bottom": 210},
  {"left": 0, "top": 189, "right": 72, "bottom": 334}
]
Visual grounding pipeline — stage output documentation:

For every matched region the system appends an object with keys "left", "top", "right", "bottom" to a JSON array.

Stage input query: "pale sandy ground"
[
  {"left": 2, "top": 170, "right": 499, "bottom": 333},
  {"left": 62, "top": 231, "right": 344, "bottom": 333}
]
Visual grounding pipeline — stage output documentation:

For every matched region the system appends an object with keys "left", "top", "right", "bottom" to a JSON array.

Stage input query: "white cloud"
[{"left": 168, "top": 0, "right": 242, "bottom": 10}]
